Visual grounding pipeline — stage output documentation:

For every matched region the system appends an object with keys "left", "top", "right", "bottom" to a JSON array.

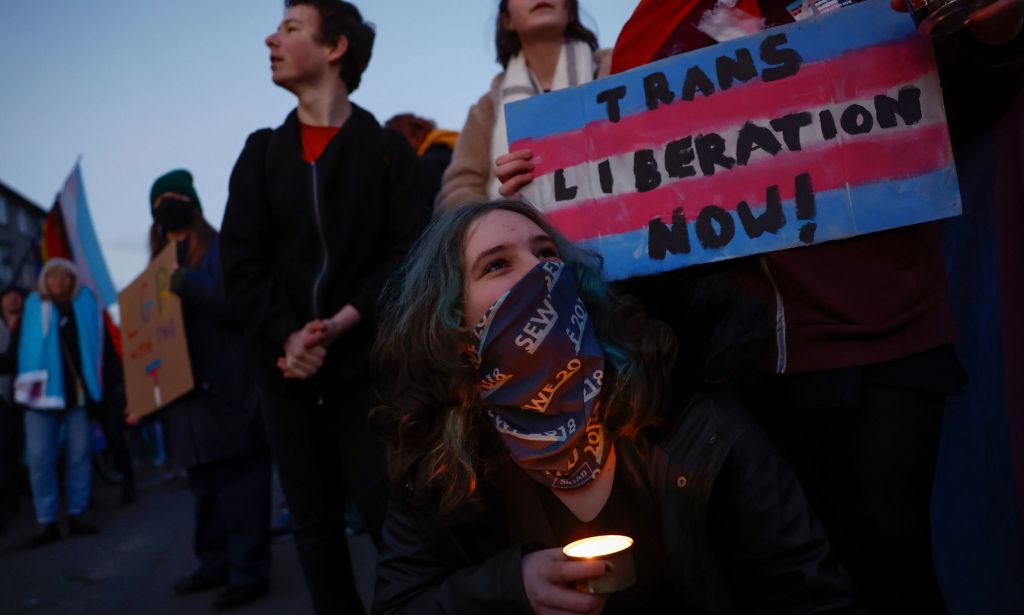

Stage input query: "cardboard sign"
[
  {"left": 506, "top": 0, "right": 961, "bottom": 280},
  {"left": 118, "top": 243, "right": 193, "bottom": 419}
]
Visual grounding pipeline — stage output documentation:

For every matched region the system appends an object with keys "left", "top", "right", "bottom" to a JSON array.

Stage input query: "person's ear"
[{"left": 326, "top": 34, "right": 348, "bottom": 64}]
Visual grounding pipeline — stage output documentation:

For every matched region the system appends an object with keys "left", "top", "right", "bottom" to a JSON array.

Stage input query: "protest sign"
[
  {"left": 505, "top": 0, "right": 961, "bottom": 280},
  {"left": 118, "top": 243, "right": 193, "bottom": 420}
]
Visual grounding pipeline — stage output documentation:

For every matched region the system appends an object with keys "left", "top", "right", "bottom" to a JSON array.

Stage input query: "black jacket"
[
  {"left": 220, "top": 106, "right": 426, "bottom": 391},
  {"left": 372, "top": 392, "right": 856, "bottom": 614},
  {"left": 160, "top": 234, "right": 266, "bottom": 468}
]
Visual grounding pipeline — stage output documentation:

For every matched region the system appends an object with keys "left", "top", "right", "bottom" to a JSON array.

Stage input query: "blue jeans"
[{"left": 23, "top": 407, "right": 92, "bottom": 524}]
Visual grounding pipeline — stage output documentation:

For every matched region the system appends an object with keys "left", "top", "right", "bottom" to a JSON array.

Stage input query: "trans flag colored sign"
[{"left": 505, "top": 0, "right": 961, "bottom": 281}]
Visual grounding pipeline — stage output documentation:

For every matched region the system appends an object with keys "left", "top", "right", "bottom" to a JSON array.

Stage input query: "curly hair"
[
  {"left": 285, "top": 0, "right": 375, "bottom": 93},
  {"left": 373, "top": 200, "right": 676, "bottom": 517},
  {"left": 495, "top": 0, "right": 598, "bottom": 68}
]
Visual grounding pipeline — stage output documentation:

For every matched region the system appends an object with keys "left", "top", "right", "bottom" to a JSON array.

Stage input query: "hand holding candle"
[{"left": 522, "top": 548, "right": 609, "bottom": 615}]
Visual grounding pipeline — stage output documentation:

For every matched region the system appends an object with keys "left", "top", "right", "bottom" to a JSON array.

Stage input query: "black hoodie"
[{"left": 221, "top": 105, "right": 428, "bottom": 391}]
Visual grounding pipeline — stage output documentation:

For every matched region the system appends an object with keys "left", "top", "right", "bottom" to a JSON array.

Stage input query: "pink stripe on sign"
[
  {"left": 511, "top": 38, "right": 937, "bottom": 178},
  {"left": 546, "top": 122, "right": 952, "bottom": 242}
]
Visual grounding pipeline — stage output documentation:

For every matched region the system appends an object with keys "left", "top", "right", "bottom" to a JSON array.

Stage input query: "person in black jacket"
[
  {"left": 371, "top": 200, "right": 856, "bottom": 614},
  {"left": 149, "top": 169, "right": 273, "bottom": 611},
  {"left": 219, "top": 2, "right": 427, "bottom": 613}
]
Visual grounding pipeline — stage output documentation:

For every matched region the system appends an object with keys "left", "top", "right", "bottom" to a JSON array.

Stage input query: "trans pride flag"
[
  {"left": 505, "top": 0, "right": 961, "bottom": 281},
  {"left": 42, "top": 163, "right": 121, "bottom": 355},
  {"left": 54, "top": 163, "right": 118, "bottom": 307}
]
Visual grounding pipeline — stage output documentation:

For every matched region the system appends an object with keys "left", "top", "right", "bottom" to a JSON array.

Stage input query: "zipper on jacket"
[
  {"left": 310, "top": 162, "right": 329, "bottom": 320},
  {"left": 758, "top": 256, "right": 787, "bottom": 374}
]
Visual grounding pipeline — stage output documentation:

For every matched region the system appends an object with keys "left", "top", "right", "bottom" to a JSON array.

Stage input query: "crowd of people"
[{"left": 0, "top": 0, "right": 1021, "bottom": 613}]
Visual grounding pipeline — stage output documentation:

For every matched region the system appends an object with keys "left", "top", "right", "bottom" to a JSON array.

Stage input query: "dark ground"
[{"left": 0, "top": 464, "right": 377, "bottom": 615}]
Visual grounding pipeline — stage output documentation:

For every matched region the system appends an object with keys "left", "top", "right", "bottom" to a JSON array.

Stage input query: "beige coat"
[{"left": 436, "top": 49, "right": 612, "bottom": 211}]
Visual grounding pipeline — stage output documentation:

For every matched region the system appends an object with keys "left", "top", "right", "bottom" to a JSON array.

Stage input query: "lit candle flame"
[{"left": 563, "top": 535, "right": 633, "bottom": 559}]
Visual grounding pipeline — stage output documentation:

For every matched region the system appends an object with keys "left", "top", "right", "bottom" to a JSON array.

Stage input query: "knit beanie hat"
[{"left": 150, "top": 169, "right": 201, "bottom": 210}]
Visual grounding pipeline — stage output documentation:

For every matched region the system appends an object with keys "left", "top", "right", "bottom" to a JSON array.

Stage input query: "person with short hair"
[{"left": 220, "top": 1, "right": 427, "bottom": 612}]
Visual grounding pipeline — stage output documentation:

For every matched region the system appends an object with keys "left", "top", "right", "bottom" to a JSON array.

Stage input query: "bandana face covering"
[{"left": 468, "top": 260, "right": 607, "bottom": 490}]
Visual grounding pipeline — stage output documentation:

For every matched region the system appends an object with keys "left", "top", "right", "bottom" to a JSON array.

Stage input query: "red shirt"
[{"left": 300, "top": 124, "right": 340, "bottom": 163}]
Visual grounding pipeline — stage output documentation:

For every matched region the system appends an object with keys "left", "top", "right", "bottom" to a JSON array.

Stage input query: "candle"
[
  {"left": 563, "top": 535, "right": 633, "bottom": 558},
  {"left": 562, "top": 535, "right": 636, "bottom": 594}
]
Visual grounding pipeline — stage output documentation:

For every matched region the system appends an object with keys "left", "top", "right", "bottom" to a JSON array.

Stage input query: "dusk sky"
[{"left": 0, "top": 1, "right": 635, "bottom": 300}]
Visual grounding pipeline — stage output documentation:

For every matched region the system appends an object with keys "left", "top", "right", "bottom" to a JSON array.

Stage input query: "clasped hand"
[{"left": 277, "top": 319, "right": 339, "bottom": 380}]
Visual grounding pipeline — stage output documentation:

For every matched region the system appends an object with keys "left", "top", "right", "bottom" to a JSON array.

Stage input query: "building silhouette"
[{"left": 0, "top": 180, "right": 46, "bottom": 290}]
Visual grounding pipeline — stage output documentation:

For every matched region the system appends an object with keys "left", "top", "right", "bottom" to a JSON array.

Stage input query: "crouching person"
[{"left": 371, "top": 200, "right": 859, "bottom": 614}]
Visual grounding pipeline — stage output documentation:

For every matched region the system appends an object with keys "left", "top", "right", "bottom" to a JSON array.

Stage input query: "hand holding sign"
[
  {"left": 496, "top": 150, "right": 536, "bottom": 198},
  {"left": 119, "top": 243, "right": 194, "bottom": 421}
]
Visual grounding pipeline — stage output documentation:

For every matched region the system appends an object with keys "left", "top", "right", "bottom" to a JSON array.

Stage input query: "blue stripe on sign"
[
  {"left": 851, "top": 164, "right": 961, "bottom": 234},
  {"left": 506, "top": 0, "right": 916, "bottom": 143},
  {"left": 145, "top": 358, "right": 162, "bottom": 373},
  {"left": 582, "top": 167, "right": 960, "bottom": 281}
]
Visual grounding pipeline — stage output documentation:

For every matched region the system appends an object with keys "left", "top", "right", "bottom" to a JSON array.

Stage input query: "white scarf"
[{"left": 490, "top": 39, "right": 597, "bottom": 199}]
